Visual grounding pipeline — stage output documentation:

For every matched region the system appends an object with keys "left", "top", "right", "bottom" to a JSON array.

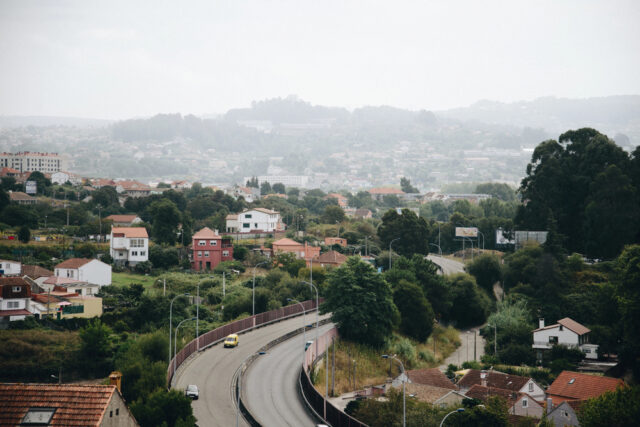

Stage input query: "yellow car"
[{"left": 224, "top": 334, "right": 239, "bottom": 348}]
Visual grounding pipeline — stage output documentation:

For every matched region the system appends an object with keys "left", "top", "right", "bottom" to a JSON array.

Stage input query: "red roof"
[
  {"left": 0, "top": 309, "right": 33, "bottom": 317},
  {"left": 458, "top": 369, "right": 530, "bottom": 392},
  {"left": 546, "top": 371, "right": 624, "bottom": 401},
  {"left": 314, "top": 250, "right": 348, "bottom": 265},
  {"left": 54, "top": 258, "right": 93, "bottom": 269},
  {"left": 0, "top": 383, "right": 122, "bottom": 426},
  {"left": 111, "top": 227, "right": 148, "bottom": 238},
  {"left": 192, "top": 227, "right": 220, "bottom": 239},
  {"left": 465, "top": 384, "right": 528, "bottom": 406},
  {"left": 273, "top": 238, "right": 303, "bottom": 247},
  {"left": 43, "top": 276, "right": 84, "bottom": 285},
  {"left": 407, "top": 368, "right": 458, "bottom": 390},
  {"left": 21, "top": 265, "right": 53, "bottom": 279},
  {"left": 533, "top": 317, "right": 591, "bottom": 335},
  {"left": 105, "top": 214, "right": 139, "bottom": 223}
]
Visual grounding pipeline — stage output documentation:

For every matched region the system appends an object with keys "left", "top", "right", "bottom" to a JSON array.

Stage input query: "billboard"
[
  {"left": 25, "top": 181, "right": 37, "bottom": 195},
  {"left": 515, "top": 231, "right": 548, "bottom": 249},
  {"left": 455, "top": 227, "right": 478, "bottom": 238},
  {"left": 496, "top": 228, "right": 515, "bottom": 245}
]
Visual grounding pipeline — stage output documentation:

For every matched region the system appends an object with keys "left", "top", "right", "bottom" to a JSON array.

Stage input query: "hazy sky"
[{"left": 1, "top": 0, "right": 639, "bottom": 119}]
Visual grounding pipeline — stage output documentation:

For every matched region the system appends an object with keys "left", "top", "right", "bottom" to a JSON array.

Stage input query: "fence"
[
  {"left": 300, "top": 327, "right": 369, "bottom": 427},
  {"left": 167, "top": 298, "right": 320, "bottom": 387}
]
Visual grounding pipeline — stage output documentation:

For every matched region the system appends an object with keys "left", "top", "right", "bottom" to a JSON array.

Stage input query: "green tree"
[
  {"left": 246, "top": 177, "right": 259, "bottom": 188},
  {"left": 272, "top": 182, "right": 286, "bottom": 194},
  {"left": 474, "top": 183, "right": 517, "bottom": 202},
  {"left": 447, "top": 274, "right": 491, "bottom": 328},
  {"left": 321, "top": 257, "right": 399, "bottom": 347},
  {"left": 260, "top": 181, "right": 272, "bottom": 195},
  {"left": 91, "top": 186, "right": 119, "bottom": 207},
  {"left": 26, "top": 171, "right": 51, "bottom": 195},
  {"left": 321, "top": 205, "right": 345, "bottom": 224},
  {"left": 578, "top": 386, "right": 640, "bottom": 427},
  {"left": 378, "top": 208, "right": 431, "bottom": 258},
  {"left": 393, "top": 280, "right": 434, "bottom": 341},
  {"left": 79, "top": 319, "right": 113, "bottom": 375},
  {"left": 130, "top": 389, "right": 196, "bottom": 427},
  {"left": 615, "top": 245, "right": 640, "bottom": 380},
  {"left": 18, "top": 226, "right": 30, "bottom": 243},
  {"left": 466, "top": 254, "right": 502, "bottom": 295},
  {"left": 148, "top": 199, "right": 181, "bottom": 245},
  {"left": 400, "top": 177, "right": 419, "bottom": 193}
]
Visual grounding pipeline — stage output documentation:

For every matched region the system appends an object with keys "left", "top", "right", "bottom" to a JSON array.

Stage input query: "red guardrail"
[{"left": 167, "top": 299, "right": 320, "bottom": 387}]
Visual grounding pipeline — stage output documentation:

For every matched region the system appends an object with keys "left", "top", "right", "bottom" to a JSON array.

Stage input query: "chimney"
[
  {"left": 546, "top": 398, "right": 553, "bottom": 415},
  {"left": 109, "top": 371, "right": 122, "bottom": 393},
  {"left": 480, "top": 370, "right": 487, "bottom": 387},
  {"left": 539, "top": 318, "right": 545, "bottom": 329}
]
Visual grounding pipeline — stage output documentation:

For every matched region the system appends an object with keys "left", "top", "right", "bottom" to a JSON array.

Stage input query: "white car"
[{"left": 185, "top": 384, "right": 199, "bottom": 400}]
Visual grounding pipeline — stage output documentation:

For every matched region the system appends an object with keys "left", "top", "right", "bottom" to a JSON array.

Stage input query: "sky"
[{"left": 1, "top": 0, "right": 639, "bottom": 119}]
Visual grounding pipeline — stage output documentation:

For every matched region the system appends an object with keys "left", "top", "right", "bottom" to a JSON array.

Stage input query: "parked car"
[
  {"left": 185, "top": 384, "right": 199, "bottom": 399},
  {"left": 224, "top": 334, "right": 239, "bottom": 348}
]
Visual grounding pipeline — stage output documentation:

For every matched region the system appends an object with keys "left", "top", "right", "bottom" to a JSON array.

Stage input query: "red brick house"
[
  {"left": 191, "top": 227, "right": 234, "bottom": 271},
  {"left": 545, "top": 370, "right": 624, "bottom": 405}
]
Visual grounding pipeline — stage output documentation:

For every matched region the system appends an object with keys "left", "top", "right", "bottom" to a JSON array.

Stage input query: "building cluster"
[
  {"left": 0, "top": 257, "right": 112, "bottom": 327},
  {"left": 382, "top": 367, "right": 623, "bottom": 426}
]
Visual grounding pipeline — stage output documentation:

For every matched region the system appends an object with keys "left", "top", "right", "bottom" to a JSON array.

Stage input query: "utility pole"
[
  {"left": 474, "top": 329, "right": 477, "bottom": 361},
  {"left": 331, "top": 337, "right": 335, "bottom": 397}
]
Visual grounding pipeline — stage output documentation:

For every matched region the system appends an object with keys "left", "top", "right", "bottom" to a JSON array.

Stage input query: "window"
[
  {"left": 76, "top": 289, "right": 83, "bottom": 295},
  {"left": 131, "top": 251, "right": 138, "bottom": 256},
  {"left": 522, "top": 398, "right": 528, "bottom": 408},
  {"left": 529, "top": 383, "right": 534, "bottom": 392},
  {"left": 130, "top": 238, "right": 144, "bottom": 248},
  {"left": 254, "top": 223, "right": 258, "bottom": 227},
  {"left": 204, "top": 251, "right": 209, "bottom": 257},
  {"left": 559, "top": 325, "right": 563, "bottom": 331},
  {"left": 549, "top": 336, "right": 558, "bottom": 344},
  {"left": 198, "top": 240, "right": 206, "bottom": 246},
  {"left": 584, "top": 348, "right": 591, "bottom": 353},
  {"left": 245, "top": 214, "right": 252, "bottom": 219},
  {"left": 243, "top": 223, "right": 250, "bottom": 228},
  {"left": 223, "top": 251, "right": 229, "bottom": 256},
  {"left": 197, "top": 251, "right": 202, "bottom": 257},
  {"left": 8, "top": 301, "right": 19, "bottom": 308},
  {"left": 66, "top": 270, "right": 74, "bottom": 278},
  {"left": 110, "top": 411, "right": 113, "bottom": 417},
  {"left": 116, "top": 408, "right": 119, "bottom": 416},
  {"left": 140, "top": 251, "right": 146, "bottom": 256},
  {"left": 210, "top": 240, "right": 217, "bottom": 246},
  {"left": 119, "top": 252, "right": 124, "bottom": 257},
  {"left": 12, "top": 286, "right": 21, "bottom": 293}
]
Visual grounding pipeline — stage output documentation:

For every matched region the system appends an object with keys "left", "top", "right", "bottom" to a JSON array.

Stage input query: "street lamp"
[
  {"left": 252, "top": 261, "right": 268, "bottom": 316},
  {"left": 301, "top": 280, "right": 319, "bottom": 358},
  {"left": 173, "top": 317, "right": 197, "bottom": 384},
  {"left": 287, "top": 298, "right": 306, "bottom": 366},
  {"left": 382, "top": 354, "right": 406, "bottom": 427},
  {"left": 237, "top": 351, "right": 266, "bottom": 427},
  {"left": 169, "top": 293, "right": 190, "bottom": 367},
  {"left": 389, "top": 238, "right": 400, "bottom": 270},
  {"left": 477, "top": 230, "right": 485, "bottom": 253},
  {"left": 429, "top": 243, "right": 442, "bottom": 256},
  {"left": 439, "top": 408, "right": 465, "bottom": 427}
]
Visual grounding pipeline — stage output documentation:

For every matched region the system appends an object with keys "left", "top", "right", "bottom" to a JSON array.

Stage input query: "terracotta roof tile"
[
  {"left": 465, "top": 384, "right": 523, "bottom": 406},
  {"left": 111, "top": 227, "right": 148, "bottom": 238},
  {"left": 407, "top": 368, "right": 458, "bottom": 390},
  {"left": 401, "top": 383, "right": 459, "bottom": 403},
  {"left": 458, "top": 369, "right": 530, "bottom": 392},
  {"left": 21, "top": 265, "right": 53, "bottom": 279},
  {"left": 0, "top": 309, "right": 33, "bottom": 317},
  {"left": 105, "top": 214, "right": 139, "bottom": 223},
  {"left": 557, "top": 318, "right": 591, "bottom": 335},
  {"left": 315, "top": 250, "right": 348, "bottom": 265},
  {"left": 192, "top": 227, "right": 220, "bottom": 239},
  {"left": 546, "top": 371, "right": 623, "bottom": 401},
  {"left": 0, "top": 383, "right": 119, "bottom": 426},
  {"left": 273, "top": 238, "right": 303, "bottom": 247},
  {"left": 54, "top": 258, "right": 93, "bottom": 269}
]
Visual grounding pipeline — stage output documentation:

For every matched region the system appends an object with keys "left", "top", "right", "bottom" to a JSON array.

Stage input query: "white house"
[
  {"left": 226, "top": 208, "right": 285, "bottom": 233},
  {"left": 533, "top": 317, "right": 599, "bottom": 360},
  {"left": 51, "top": 171, "right": 82, "bottom": 186},
  {"left": 54, "top": 258, "right": 111, "bottom": 287},
  {"left": 457, "top": 369, "right": 545, "bottom": 402},
  {"left": 0, "top": 277, "right": 33, "bottom": 324},
  {"left": 0, "top": 259, "right": 21, "bottom": 276},
  {"left": 110, "top": 227, "right": 149, "bottom": 266}
]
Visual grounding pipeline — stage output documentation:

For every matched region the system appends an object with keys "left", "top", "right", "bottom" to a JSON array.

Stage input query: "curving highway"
[
  {"left": 243, "top": 323, "right": 334, "bottom": 427},
  {"left": 427, "top": 254, "right": 465, "bottom": 275},
  {"left": 174, "top": 313, "right": 329, "bottom": 427}
]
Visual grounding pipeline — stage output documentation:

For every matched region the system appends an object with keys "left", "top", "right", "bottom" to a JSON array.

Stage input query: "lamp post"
[
  {"left": 439, "top": 408, "right": 465, "bottom": 427},
  {"left": 382, "top": 354, "right": 406, "bottom": 427},
  {"left": 169, "top": 293, "right": 190, "bottom": 367},
  {"left": 252, "top": 261, "right": 268, "bottom": 316},
  {"left": 237, "top": 351, "right": 266, "bottom": 427},
  {"left": 477, "top": 230, "right": 485, "bottom": 253},
  {"left": 173, "top": 317, "right": 197, "bottom": 384},
  {"left": 287, "top": 298, "right": 306, "bottom": 366},
  {"left": 489, "top": 323, "right": 497, "bottom": 356},
  {"left": 301, "top": 280, "right": 319, "bottom": 358},
  {"left": 429, "top": 243, "right": 442, "bottom": 256},
  {"left": 389, "top": 237, "right": 400, "bottom": 270}
]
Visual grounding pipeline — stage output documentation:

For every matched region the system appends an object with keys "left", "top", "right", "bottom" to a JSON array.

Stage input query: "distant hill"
[
  {"left": 437, "top": 95, "right": 640, "bottom": 144},
  {"left": 0, "top": 115, "right": 112, "bottom": 128},
  {"left": 225, "top": 95, "right": 350, "bottom": 124}
]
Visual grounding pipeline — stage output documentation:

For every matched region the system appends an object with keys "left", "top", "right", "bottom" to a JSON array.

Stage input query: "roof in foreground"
[
  {"left": 457, "top": 369, "right": 530, "bottom": 392},
  {"left": 407, "top": 368, "right": 458, "bottom": 390},
  {"left": 111, "top": 227, "right": 148, "bottom": 238},
  {"left": 54, "top": 258, "right": 93, "bottom": 269},
  {"left": 0, "top": 383, "right": 119, "bottom": 426},
  {"left": 192, "top": 227, "right": 220, "bottom": 239},
  {"left": 546, "top": 371, "right": 623, "bottom": 400}
]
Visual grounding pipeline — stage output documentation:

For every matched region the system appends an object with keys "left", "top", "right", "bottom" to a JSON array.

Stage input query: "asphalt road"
[
  {"left": 243, "top": 323, "right": 335, "bottom": 427},
  {"left": 174, "top": 312, "right": 328, "bottom": 427},
  {"left": 427, "top": 254, "right": 465, "bottom": 275},
  {"left": 438, "top": 327, "right": 486, "bottom": 371}
]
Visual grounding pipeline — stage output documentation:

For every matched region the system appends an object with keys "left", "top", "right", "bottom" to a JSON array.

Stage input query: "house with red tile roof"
[
  {"left": 115, "top": 180, "right": 152, "bottom": 198},
  {"left": 368, "top": 187, "right": 405, "bottom": 202},
  {"left": 406, "top": 368, "right": 458, "bottom": 390},
  {"left": 400, "top": 383, "right": 466, "bottom": 408},
  {"left": 325, "top": 193, "right": 349, "bottom": 208},
  {"left": 324, "top": 237, "right": 347, "bottom": 247},
  {"left": 110, "top": 227, "right": 149, "bottom": 267},
  {"left": 191, "top": 227, "right": 233, "bottom": 271},
  {"left": 457, "top": 369, "right": 545, "bottom": 401},
  {"left": 0, "top": 383, "right": 138, "bottom": 426},
  {"left": 21, "top": 265, "right": 53, "bottom": 280},
  {"left": 8, "top": 191, "right": 36, "bottom": 205},
  {"left": 313, "top": 250, "right": 348, "bottom": 268},
  {"left": 545, "top": 371, "right": 624, "bottom": 405},
  {"left": 0, "top": 277, "right": 33, "bottom": 324},
  {"left": 54, "top": 258, "right": 111, "bottom": 287},
  {"left": 533, "top": 317, "right": 599, "bottom": 360},
  {"left": 272, "top": 238, "right": 320, "bottom": 263},
  {"left": 465, "top": 384, "right": 544, "bottom": 418},
  {"left": 104, "top": 214, "right": 142, "bottom": 227}
]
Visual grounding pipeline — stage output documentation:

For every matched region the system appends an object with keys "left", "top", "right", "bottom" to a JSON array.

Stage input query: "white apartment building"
[
  {"left": 0, "top": 152, "right": 64, "bottom": 174},
  {"left": 243, "top": 175, "right": 309, "bottom": 188},
  {"left": 110, "top": 227, "right": 149, "bottom": 266},
  {"left": 51, "top": 171, "right": 82, "bottom": 186},
  {"left": 226, "top": 208, "right": 284, "bottom": 233}
]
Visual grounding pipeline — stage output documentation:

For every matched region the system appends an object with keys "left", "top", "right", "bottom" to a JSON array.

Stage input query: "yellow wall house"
[{"left": 60, "top": 296, "right": 103, "bottom": 319}]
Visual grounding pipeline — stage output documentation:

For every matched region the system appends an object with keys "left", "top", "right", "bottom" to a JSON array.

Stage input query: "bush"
[
  {"left": 134, "top": 261, "right": 153, "bottom": 274},
  {"left": 499, "top": 343, "right": 536, "bottom": 365}
]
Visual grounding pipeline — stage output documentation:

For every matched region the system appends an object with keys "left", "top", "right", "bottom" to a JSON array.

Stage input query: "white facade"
[
  {"left": 110, "top": 231, "right": 149, "bottom": 266},
  {"left": 0, "top": 152, "right": 63, "bottom": 173},
  {"left": 55, "top": 260, "right": 111, "bottom": 286},
  {"left": 519, "top": 379, "right": 546, "bottom": 402},
  {"left": 51, "top": 171, "right": 82, "bottom": 186},
  {"left": 229, "top": 209, "right": 283, "bottom": 233},
  {"left": 0, "top": 260, "right": 21, "bottom": 276},
  {"left": 533, "top": 318, "right": 598, "bottom": 360}
]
